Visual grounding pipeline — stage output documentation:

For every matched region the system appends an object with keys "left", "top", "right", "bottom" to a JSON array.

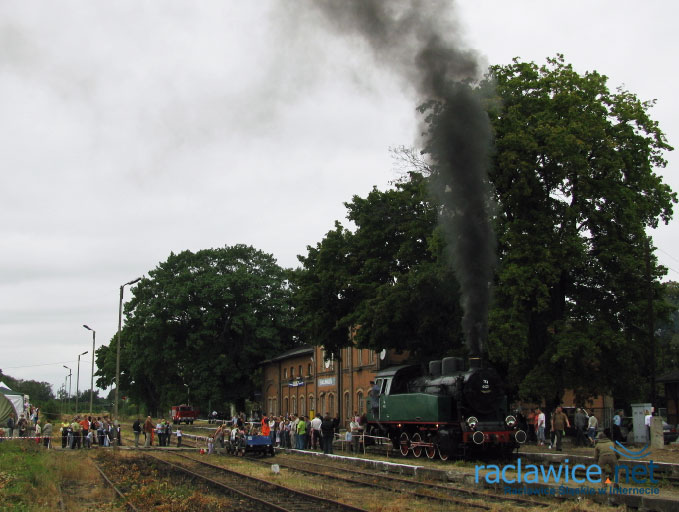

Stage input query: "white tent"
[{"left": 0, "top": 382, "right": 26, "bottom": 425}]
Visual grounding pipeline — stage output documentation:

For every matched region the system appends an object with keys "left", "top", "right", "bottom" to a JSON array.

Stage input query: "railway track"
[
  {"left": 92, "top": 460, "right": 139, "bottom": 512},
  {"left": 246, "top": 452, "right": 552, "bottom": 509},
  {"left": 145, "top": 452, "right": 369, "bottom": 512}
]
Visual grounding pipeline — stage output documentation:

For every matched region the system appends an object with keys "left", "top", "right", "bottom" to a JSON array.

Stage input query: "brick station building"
[{"left": 261, "top": 343, "right": 409, "bottom": 428}]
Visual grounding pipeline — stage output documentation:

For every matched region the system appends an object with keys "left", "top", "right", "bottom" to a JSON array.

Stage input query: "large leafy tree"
[
  {"left": 96, "top": 245, "right": 295, "bottom": 414},
  {"left": 295, "top": 172, "right": 465, "bottom": 361},
  {"left": 481, "top": 56, "right": 676, "bottom": 404}
]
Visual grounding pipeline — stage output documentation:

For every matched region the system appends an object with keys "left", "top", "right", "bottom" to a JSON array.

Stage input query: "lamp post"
[
  {"left": 75, "top": 351, "right": 88, "bottom": 415},
  {"left": 83, "top": 325, "right": 95, "bottom": 415},
  {"left": 63, "top": 365, "right": 72, "bottom": 414},
  {"left": 115, "top": 277, "right": 141, "bottom": 425}
]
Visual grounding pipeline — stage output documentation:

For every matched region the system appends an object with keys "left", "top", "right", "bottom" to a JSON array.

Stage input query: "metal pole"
[
  {"left": 64, "top": 366, "right": 72, "bottom": 415},
  {"left": 75, "top": 351, "right": 87, "bottom": 415},
  {"left": 84, "top": 325, "right": 95, "bottom": 415},
  {"left": 76, "top": 355, "right": 80, "bottom": 415},
  {"left": 115, "top": 277, "right": 141, "bottom": 429}
]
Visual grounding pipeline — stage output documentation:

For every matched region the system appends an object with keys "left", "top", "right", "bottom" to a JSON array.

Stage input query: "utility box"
[{"left": 631, "top": 403, "right": 652, "bottom": 444}]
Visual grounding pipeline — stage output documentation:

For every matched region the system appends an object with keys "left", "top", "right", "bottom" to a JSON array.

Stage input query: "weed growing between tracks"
[{"left": 96, "top": 451, "right": 245, "bottom": 511}]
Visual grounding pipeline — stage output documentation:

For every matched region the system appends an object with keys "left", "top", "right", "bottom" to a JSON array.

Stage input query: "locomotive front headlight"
[
  {"left": 505, "top": 415, "right": 517, "bottom": 428},
  {"left": 466, "top": 416, "right": 478, "bottom": 429}
]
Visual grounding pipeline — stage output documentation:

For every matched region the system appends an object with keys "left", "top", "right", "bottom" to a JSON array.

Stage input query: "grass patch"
[{"left": 0, "top": 441, "right": 59, "bottom": 510}]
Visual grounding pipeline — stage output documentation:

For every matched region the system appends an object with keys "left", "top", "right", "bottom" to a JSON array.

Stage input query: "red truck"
[{"left": 171, "top": 404, "right": 198, "bottom": 424}]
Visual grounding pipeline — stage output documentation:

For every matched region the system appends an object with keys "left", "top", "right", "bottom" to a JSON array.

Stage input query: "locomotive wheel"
[
  {"left": 425, "top": 443, "right": 436, "bottom": 459},
  {"left": 399, "top": 432, "right": 409, "bottom": 457},
  {"left": 438, "top": 447, "right": 449, "bottom": 461},
  {"left": 411, "top": 433, "right": 423, "bottom": 458}
]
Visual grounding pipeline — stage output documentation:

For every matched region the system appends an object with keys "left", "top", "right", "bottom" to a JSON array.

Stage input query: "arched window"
[
  {"left": 357, "top": 349, "right": 363, "bottom": 366},
  {"left": 290, "top": 366, "right": 294, "bottom": 378},
  {"left": 320, "top": 393, "right": 325, "bottom": 416},
  {"left": 329, "top": 393, "right": 335, "bottom": 415},
  {"left": 308, "top": 394, "right": 315, "bottom": 414},
  {"left": 357, "top": 391, "right": 364, "bottom": 415},
  {"left": 292, "top": 396, "right": 297, "bottom": 415},
  {"left": 308, "top": 363, "right": 312, "bottom": 376},
  {"left": 283, "top": 368, "right": 288, "bottom": 379},
  {"left": 284, "top": 397, "right": 289, "bottom": 415},
  {"left": 300, "top": 395, "right": 305, "bottom": 416},
  {"left": 344, "top": 391, "right": 350, "bottom": 419},
  {"left": 298, "top": 364, "right": 302, "bottom": 377}
]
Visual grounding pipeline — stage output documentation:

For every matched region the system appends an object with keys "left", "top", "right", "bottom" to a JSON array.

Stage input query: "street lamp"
[
  {"left": 83, "top": 325, "right": 96, "bottom": 415},
  {"left": 63, "top": 365, "right": 72, "bottom": 414},
  {"left": 115, "top": 277, "right": 141, "bottom": 425},
  {"left": 75, "top": 351, "right": 88, "bottom": 415}
]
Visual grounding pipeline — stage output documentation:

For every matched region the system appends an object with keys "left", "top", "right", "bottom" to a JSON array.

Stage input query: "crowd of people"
[
  {"left": 520, "top": 406, "right": 627, "bottom": 450},
  {"left": 1, "top": 410, "right": 122, "bottom": 449}
]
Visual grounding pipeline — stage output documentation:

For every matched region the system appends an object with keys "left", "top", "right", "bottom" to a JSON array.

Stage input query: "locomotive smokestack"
[{"left": 312, "top": 1, "right": 496, "bottom": 357}]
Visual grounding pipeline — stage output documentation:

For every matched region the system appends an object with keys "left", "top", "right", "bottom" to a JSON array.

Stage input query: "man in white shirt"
[
  {"left": 537, "top": 408, "right": 546, "bottom": 446},
  {"left": 645, "top": 410, "right": 652, "bottom": 442},
  {"left": 311, "top": 414, "right": 322, "bottom": 449}
]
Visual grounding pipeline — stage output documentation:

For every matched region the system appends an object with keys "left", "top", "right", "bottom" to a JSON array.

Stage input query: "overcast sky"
[{"left": 2, "top": 1, "right": 677, "bottom": 396}]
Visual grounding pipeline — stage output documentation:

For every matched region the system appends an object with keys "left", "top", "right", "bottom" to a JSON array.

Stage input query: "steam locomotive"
[{"left": 366, "top": 357, "right": 526, "bottom": 460}]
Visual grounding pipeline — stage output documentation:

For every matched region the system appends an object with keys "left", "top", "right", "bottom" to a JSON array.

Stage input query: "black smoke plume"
[{"left": 313, "top": 0, "right": 496, "bottom": 357}]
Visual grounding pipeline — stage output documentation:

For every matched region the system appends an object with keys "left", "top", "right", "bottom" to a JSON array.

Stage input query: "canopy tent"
[{"left": 0, "top": 382, "right": 25, "bottom": 425}]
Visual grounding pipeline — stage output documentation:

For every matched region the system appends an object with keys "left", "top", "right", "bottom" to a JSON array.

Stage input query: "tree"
[
  {"left": 295, "top": 172, "right": 465, "bottom": 361},
  {"left": 657, "top": 281, "right": 679, "bottom": 373},
  {"left": 479, "top": 56, "right": 676, "bottom": 404},
  {"left": 95, "top": 244, "right": 296, "bottom": 414}
]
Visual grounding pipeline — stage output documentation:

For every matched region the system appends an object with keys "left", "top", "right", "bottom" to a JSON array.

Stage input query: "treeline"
[{"left": 94, "top": 56, "right": 678, "bottom": 415}]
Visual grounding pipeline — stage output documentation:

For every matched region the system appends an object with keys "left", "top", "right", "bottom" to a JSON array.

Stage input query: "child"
[
  {"left": 207, "top": 435, "right": 214, "bottom": 455},
  {"left": 176, "top": 427, "right": 182, "bottom": 447}
]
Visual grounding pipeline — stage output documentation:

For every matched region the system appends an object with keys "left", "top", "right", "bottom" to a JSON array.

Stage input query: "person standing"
[
  {"left": 349, "top": 416, "right": 362, "bottom": 454},
  {"left": 42, "top": 421, "right": 53, "bottom": 448},
  {"left": 296, "top": 415, "right": 307, "bottom": 450},
  {"left": 6, "top": 413, "right": 15, "bottom": 438},
  {"left": 612, "top": 410, "right": 623, "bottom": 443},
  {"left": 311, "top": 414, "right": 322, "bottom": 450},
  {"left": 370, "top": 381, "right": 380, "bottom": 420},
  {"left": 587, "top": 411, "right": 599, "bottom": 446},
  {"left": 536, "top": 408, "right": 546, "bottom": 446},
  {"left": 176, "top": 427, "right": 183, "bottom": 447},
  {"left": 321, "top": 413, "right": 335, "bottom": 454},
  {"left": 80, "top": 417, "right": 90, "bottom": 447},
  {"left": 574, "top": 408, "right": 587, "bottom": 447},
  {"left": 132, "top": 418, "right": 142, "bottom": 448},
  {"left": 144, "top": 416, "right": 154, "bottom": 447},
  {"left": 644, "top": 410, "right": 652, "bottom": 442},
  {"left": 551, "top": 406, "right": 570, "bottom": 451},
  {"left": 17, "top": 414, "right": 28, "bottom": 437}
]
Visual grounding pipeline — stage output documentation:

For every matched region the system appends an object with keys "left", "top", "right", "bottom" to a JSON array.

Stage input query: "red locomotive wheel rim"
[
  {"left": 411, "top": 433, "right": 423, "bottom": 458},
  {"left": 425, "top": 444, "right": 436, "bottom": 459},
  {"left": 399, "top": 432, "right": 409, "bottom": 456}
]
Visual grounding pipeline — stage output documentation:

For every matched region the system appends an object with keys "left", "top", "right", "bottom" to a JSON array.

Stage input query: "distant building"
[{"left": 261, "top": 340, "right": 409, "bottom": 428}]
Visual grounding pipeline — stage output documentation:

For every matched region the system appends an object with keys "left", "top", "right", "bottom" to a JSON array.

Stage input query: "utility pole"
[{"left": 645, "top": 237, "right": 656, "bottom": 406}]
